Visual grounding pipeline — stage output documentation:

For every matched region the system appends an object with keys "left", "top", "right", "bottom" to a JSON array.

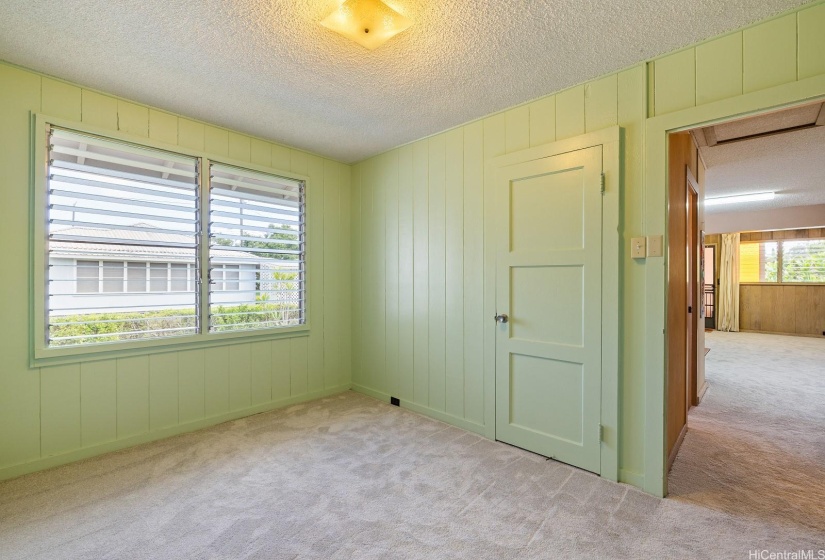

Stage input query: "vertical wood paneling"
[
  {"left": 178, "top": 349, "right": 205, "bottom": 424},
  {"left": 351, "top": 164, "right": 363, "bottom": 386},
  {"left": 228, "top": 132, "right": 251, "bottom": 162},
  {"left": 42, "top": 78, "right": 81, "bottom": 121},
  {"left": 445, "top": 128, "right": 465, "bottom": 418},
  {"left": 271, "top": 339, "right": 292, "bottom": 400},
  {"left": 339, "top": 162, "right": 353, "bottom": 387},
  {"left": 412, "top": 140, "right": 430, "bottom": 405},
  {"left": 323, "top": 160, "right": 342, "bottom": 387},
  {"left": 177, "top": 119, "right": 205, "bottom": 151},
  {"left": 148, "top": 110, "right": 178, "bottom": 145},
  {"left": 250, "top": 341, "right": 272, "bottom": 405},
  {"left": 0, "top": 64, "right": 41, "bottom": 469},
  {"left": 81, "top": 90, "right": 118, "bottom": 130},
  {"left": 117, "top": 101, "right": 149, "bottom": 137},
  {"left": 290, "top": 336, "right": 309, "bottom": 396},
  {"left": 384, "top": 152, "right": 401, "bottom": 398},
  {"left": 617, "top": 65, "right": 647, "bottom": 478},
  {"left": 149, "top": 353, "right": 178, "bottom": 431},
  {"left": 585, "top": 75, "right": 618, "bottom": 132},
  {"left": 271, "top": 144, "right": 291, "bottom": 171},
  {"left": 204, "top": 126, "right": 229, "bottom": 156},
  {"left": 428, "top": 136, "right": 447, "bottom": 412},
  {"left": 482, "top": 113, "right": 506, "bottom": 432},
  {"left": 797, "top": 3, "right": 825, "bottom": 80},
  {"left": 116, "top": 356, "right": 150, "bottom": 438},
  {"left": 743, "top": 14, "right": 797, "bottom": 93},
  {"left": 41, "top": 364, "right": 81, "bottom": 456},
  {"left": 307, "top": 156, "right": 325, "bottom": 394},
  {"left": 80, "top": 360, "right": 117, "bottom": 446},
  {"left": 397, "top": 145, "right": 415, "bottom": 402},
  {"left": 696, "top": 33, "right": 743, "bottom": 105},
  {"left": 463, "top": 120, "right": 485, "bottom": 425},
  {"left": 204, "top": 346, "right": 230, "bottom": 417},
  {"left": 250, "top": 138, "right": 272, "bottom": 167},
  {"left": 529, "top": 95, "right": 556, "bottom": 147},
  {"left": 654, "top": 49, "right": 696, "bottom": 115},
  {"left": 555, "top": 85, "right": 585, "bottom": 139},
  {"left": 505, "top": 106, "right": 530, "bottom": 153},
  {"left": 229, "top": 344, "right": 252, "bottom": 411}
]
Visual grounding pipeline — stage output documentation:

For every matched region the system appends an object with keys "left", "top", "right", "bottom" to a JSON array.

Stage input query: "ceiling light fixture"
[
  {"left": 705, "top": 192, "right": 776, "bottom": 207},
  {"left": 321, "top": 0, "right": 412, "bottom": 50}
]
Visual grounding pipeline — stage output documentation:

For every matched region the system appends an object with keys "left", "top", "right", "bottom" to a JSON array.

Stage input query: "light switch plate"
[
  {"left": 647, "top": 235, "right": 663, "bottom": 257},
  {"left": 631, "top": 237, "right": 646, "bottom": 259}
]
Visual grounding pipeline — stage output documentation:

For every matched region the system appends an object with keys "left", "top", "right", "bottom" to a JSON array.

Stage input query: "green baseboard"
[
  {"left": 0, "top": 383, "right": 352, "bottom": 483},
  {"left": 351, "top": 383, "right": 488, "bottom": 437}
]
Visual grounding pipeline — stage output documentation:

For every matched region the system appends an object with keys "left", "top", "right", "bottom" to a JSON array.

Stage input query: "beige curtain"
[{"left": 717, "top": 232, "right": 740, "bottom": 332}]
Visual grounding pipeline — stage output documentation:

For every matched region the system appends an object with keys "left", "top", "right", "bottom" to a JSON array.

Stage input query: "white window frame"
[{"left": 32, "top": 114, "right": 311, "bottom": 365}]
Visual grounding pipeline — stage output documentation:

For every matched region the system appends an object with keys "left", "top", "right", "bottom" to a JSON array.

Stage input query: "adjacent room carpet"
[
  {"left": 669, "top": 331, "right": 825, "bottom": 537},
  {"left": 1, "top": 333, "right": 823, "bottom": 558}
]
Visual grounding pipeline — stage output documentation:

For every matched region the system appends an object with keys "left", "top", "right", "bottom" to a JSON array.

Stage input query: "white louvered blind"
[
  {"left": 781, "top": 239, "right": 825, "bottom": 283},
  {"left": 46, "top": 127, "right": 200, "bottom": 346},
  {"left": 208, "top": 163, "right": 305, "bottom": 332}
]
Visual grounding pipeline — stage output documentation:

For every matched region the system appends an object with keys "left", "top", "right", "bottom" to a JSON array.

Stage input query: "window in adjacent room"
[{"left": 739, "top": 238, "right": 825, "bottom": 284}]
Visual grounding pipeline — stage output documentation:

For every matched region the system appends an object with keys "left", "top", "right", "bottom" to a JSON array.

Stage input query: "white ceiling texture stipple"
[{"left": 0, "top": 0, "right": 813, "bottom": 163}]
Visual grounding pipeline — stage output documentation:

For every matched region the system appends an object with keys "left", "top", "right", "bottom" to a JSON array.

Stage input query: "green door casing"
[{"left": 495, "top": 146, "right": 603, "bottom": 475}]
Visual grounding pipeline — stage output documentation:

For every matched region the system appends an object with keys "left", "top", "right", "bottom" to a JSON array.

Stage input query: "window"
[
  {"left": 739, "top": 242, "right": 778, "bottom": 283},
  {"left": 39, "top": 122, "right": 308, "bottom": 355},
  {"left": 739, "top": 239, "right": 825, "bottom": 284},
  {"left": 47, "top": 127, "right": 199, "bottom": 346},
  {"left": 209, "top": 163, "right": 305, "bottom": 332},
  {"left": 781, "top": 239, "right": 825, "bottom": 283},
  {"left": 76, "top": 260, "right": 100, "bottom": 293}
]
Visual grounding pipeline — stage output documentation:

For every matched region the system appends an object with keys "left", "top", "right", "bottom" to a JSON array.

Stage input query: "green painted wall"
[
  {"left": 1, "top": 0, "right": 823, "bottom": 490},
  {"left": 0, "top": 62, "right": 353, "bottom": 481},
  {"left": 350, "top": 2, "right": 825, "bottom": 490}
]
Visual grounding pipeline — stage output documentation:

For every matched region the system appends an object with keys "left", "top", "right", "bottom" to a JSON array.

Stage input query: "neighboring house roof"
[{"left": 49, "top": 225, "right": 277, "bottom": 264}]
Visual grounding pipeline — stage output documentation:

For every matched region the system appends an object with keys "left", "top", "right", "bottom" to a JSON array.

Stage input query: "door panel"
[{"left": 495, "top": 146, "right": 603, "bottom": 475}]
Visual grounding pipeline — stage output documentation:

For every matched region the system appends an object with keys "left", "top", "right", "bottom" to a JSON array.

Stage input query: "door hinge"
[
  {"left": 600, "top": 173, "right": 605, "bottom": 194},
  {"left": 598, "top": 424, "right": 604, "bottom": 442}
]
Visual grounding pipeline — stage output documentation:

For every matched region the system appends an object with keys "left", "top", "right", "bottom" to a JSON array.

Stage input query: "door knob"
[{"left": 494, "top": 314, "right": 509, "bottom": 324}]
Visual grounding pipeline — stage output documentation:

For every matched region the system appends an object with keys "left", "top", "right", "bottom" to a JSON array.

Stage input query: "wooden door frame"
[
  {"left": 485, "top": 126, "right": 621, "bottom": 482},
  {"left": 686, "top": 169, "right": 700, "bottom": 409},
  {"left": 644, "top": 75, "right": 825, "bottom": 497}
]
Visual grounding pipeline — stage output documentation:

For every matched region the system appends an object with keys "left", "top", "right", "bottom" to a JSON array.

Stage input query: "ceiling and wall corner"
[{"left": 0, "top": 0, "right": 814, "bottom": 163}]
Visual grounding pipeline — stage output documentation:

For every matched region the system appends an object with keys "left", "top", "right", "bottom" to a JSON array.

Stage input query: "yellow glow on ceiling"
[{"left": 321, "top": 0, "right": 412, "bottom": 50}]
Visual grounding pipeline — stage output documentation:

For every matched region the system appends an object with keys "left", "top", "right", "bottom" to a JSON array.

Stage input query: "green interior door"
[{"left": 494, "top": 146, "right": 603, "bottom": 475}]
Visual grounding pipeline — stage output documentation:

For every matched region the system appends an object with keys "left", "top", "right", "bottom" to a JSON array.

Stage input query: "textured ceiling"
[
  {"left": 0, "top": 0, "right": 813, "bottom": 163},
  {"left": 701, "top": 122, "right": 825, "bottom": 215}
]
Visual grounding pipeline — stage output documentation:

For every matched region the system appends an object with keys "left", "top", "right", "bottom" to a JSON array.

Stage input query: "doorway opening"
[{"left": 664, "top": 100, "right": 825, "bottom": 533}]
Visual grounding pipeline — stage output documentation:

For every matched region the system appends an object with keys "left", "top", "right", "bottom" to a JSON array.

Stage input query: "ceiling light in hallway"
[{"left": 705, "top": 192, "right": 776, "bottom": 207}]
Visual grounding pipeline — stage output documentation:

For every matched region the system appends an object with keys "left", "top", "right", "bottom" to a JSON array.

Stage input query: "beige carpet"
[
  {"left": 1, "top": 341, "right": 823, "bottom": 559},
  {"left": 669, "top": 331, "right": 825, "bottom": 537}
]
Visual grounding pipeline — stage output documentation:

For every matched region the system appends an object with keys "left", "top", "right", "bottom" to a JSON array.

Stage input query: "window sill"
[{"left": 31, "top": 324, "right": 310, "bottom": 368}]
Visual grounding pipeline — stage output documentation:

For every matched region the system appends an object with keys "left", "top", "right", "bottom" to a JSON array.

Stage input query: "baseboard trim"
[
  {"left": 666, "top": 423, "right": 688, "bottom": 473},
  {"left": 739, "top": 329, "right": 825, "bottom": 339},
  {"left": 0, "top": 383, "right": 352, "bottom": 483},
  {"left": 697, "top": 380, "right": 709, "bottom": 402},
  {"left": 351, "top": 384, "right": 488, "bottom": 437},
  {"left": 619, "top": 469, "right": 645, "bottom": 488}
]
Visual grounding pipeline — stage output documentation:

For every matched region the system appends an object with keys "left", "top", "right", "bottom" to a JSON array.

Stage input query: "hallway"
[{"left": 668, "top": 331, "right": 825, "bottom": 534}]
